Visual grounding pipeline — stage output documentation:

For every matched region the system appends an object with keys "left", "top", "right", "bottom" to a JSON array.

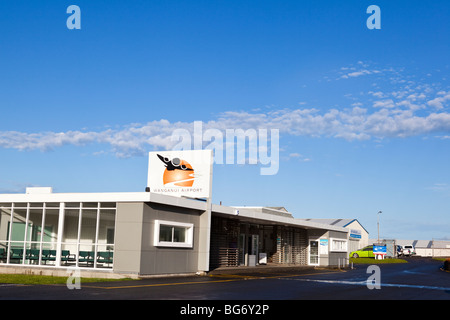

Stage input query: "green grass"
[
  {"left": 433, "top": 257, "right": 450, "bottom": 262},
  {"left": 349, "top": 257, "right": 407, "bottom": 264},
  {"left": 0, "top": 274, "right": 135, "bottom": 285}
]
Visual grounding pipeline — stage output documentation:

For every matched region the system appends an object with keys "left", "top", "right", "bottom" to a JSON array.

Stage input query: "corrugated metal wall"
[{"left": 273, "top": 227, "right": 307, "bottom": 265}]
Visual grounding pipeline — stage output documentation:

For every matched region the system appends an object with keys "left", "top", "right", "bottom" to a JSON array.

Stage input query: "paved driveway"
[{"left": 0, "top": 257, "right": 448, "bottom": 302}]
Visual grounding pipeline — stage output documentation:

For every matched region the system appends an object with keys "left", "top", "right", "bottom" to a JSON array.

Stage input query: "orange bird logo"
[{"left": 157, "top": 154, "right": 195, "bottom": 187}]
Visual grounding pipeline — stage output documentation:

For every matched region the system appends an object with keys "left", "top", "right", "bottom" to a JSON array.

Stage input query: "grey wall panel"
[
  {"left": 114, "top": 202, "right": 144, "bottom": 274},
  {"left": 140, "top": 202, "right": 202, "bottom": 275}
]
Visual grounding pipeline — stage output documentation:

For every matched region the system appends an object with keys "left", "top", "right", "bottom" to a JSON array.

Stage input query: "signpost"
[
  {"left": 147, "top": 150, "right": 213, "bottom": 273},
  {"left": 373, "top": 244, "right": 387, "bottom": 260},
  {"left": 147, "top": 150, "right": 213, "bottom": 199}
]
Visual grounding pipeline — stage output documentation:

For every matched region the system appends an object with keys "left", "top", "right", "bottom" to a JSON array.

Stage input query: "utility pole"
[{"left": 377, "top": 211, "right": 382, "bottom": 243}]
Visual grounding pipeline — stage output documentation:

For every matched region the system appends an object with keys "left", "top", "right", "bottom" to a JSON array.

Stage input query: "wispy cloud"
[
  {"left": 338, "top": 61, "right": 382, "bottom": 79},
  {"left": 287, "top": 153, "right": 312, "bottom": 162},
  {"left": 426, "top": 183, "right": 449, "bottom": 192},
  {"left": 427, "top": 91, "right": 450, "bottom": 110},
  {"left": 1, "top": 63, "right": 449, "bottom": 158},
  {"left": 1, "top": 104, "right": 450, "bottom": 157}
]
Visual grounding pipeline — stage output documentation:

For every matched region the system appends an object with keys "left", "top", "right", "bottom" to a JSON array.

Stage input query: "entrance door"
[{"left": 309, "top": 240, "right": 319, "bottom": 265}]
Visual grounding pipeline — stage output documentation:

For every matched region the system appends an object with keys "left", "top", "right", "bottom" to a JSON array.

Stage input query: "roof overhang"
[
  {"left": 212, "top": 204, "right": 348, "bottom": 233},
  {"left": 0, "top": 191, "right": 207, "bottom": 211},
  {"left": 0, "top": 191, "right": 348, "bottom": 233}
]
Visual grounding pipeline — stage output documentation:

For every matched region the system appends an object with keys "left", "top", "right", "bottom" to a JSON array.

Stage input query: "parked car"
[
  {"left": 396, "top": 245, "right": 403, "bottom": 256},
  {"left": 400, "top": 245, "right": 416, "bottom": 256},
  {"left": 349, "top": 245, "right": 375, "bottom": 258}
]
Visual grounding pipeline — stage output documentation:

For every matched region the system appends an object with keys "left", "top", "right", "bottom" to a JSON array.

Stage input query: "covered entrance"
[{"left": 209, "top": 215, "right": 308, "bottom": 269}]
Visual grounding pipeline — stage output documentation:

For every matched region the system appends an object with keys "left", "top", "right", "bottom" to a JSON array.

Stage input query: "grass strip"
[
  {"left": 349, "top": 257, "right": 407, "bottom": 264},
  {"left": 0, "top": 274, "right": 134, "bottom": 285}
]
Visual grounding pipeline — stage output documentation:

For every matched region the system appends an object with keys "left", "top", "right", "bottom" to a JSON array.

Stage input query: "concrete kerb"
[
  {"left": 207, "top": 264, "right": 341, "bottom": 278},
  {"left": 0, "top": 264, "right": 348, "bottom": 281},
  {"left": 0, "top": 265, "right": 138, "bottom": 280}
]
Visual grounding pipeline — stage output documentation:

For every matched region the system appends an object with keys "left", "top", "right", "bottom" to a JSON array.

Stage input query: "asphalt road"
[{"left": 0, "top": 257, "right": 448, "bottom": 303}]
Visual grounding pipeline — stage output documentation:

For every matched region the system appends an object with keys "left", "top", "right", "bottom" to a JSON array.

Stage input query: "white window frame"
[
  {"left": 330, "top": 238, "right": 348, "bottom": 252},
  {"left": 154, "top": 220, "right": 194, "bottom": 248}
]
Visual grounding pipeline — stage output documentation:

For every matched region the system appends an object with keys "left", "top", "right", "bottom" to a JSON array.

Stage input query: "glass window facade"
[{"left": 0, "top": 202, "right": 116, "bottom": 269}]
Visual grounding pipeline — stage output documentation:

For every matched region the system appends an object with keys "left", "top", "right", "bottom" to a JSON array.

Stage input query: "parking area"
[{"left": 0, "top": 257, "right": 448, "bottom": 303}]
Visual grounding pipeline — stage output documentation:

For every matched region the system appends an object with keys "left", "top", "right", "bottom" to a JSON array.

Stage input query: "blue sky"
[{"left": 0, "top": 1, "right": 449, "bottom": 240}]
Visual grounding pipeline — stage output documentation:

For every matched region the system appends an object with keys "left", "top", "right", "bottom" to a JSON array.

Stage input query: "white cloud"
[
  {"left": 368, "top": 91, "right": 385, "bottom": 98},
  {"left": 2, "top": 102, "right": 450, "bottom": 158},
  {"left": 1, "top": 63, "right": 449, "bottom": 158},
  {"left": 373, "top": 99, "right": 395, "bottom": 108},
  {"left": 289, "top": 153, "right": 302, "bottom": 158},
  {"left": 340, "top": 69, "right": 381, "bottom": 79},
  {"left": 337, "top": 62, "right": 383, "bottom": 80},
  {"left": 426, "top": 183, "right": 448, "bottom": 192},
  {"left": 427, "top": 91, "right": 450, "bottom": 109}
]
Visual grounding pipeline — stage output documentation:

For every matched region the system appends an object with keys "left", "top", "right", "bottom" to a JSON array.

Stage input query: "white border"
[
  {"left": 330, "top": 238, "right": 348, "bottom": 252},
  {"left": 153, "top": 220, "right": 194, "bottom": 248},
  {"left": 308, "top": 238, "right": 320, "bottom": 266}
]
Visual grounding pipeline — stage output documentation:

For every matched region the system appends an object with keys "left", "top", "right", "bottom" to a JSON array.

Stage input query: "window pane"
[
  {"left": 155, "top": 221, "right": 193, "bottom": 248},
  {"left": 78, "top": 244, "right": 95, "bottom": 268},
  {"left": 0, "top": 242, "right": 7, "bottom": 264},
  {"left": 0, "top": 208, "right": 12, "bottom": 241},
  {"left": 45, "top": 203, "right": 60, "bottom": 208},
  {"left": 65, "top": 202, "right": 81, "bottom": 208},
  {"left": 173, "top": 227, "right": 186, "bottom": 243},
  {"left": 11, "top": 208, "right": 28, "bottom": 246},
  {"left": 100, "top": 203, "right": 116, "bottom": 208},
  {"left": 99, "top": 209, "right": 116, "bottom": 249},
  {"left": 43, "top": 209, "right": 59, "bottom": 244},
  {"left": 27, "top": 209, "right": 43, "bottom": 242},
  {"left": 80, "top": 209, "right": 97, "bottom": 244},
  {"left": 63, "top": 209, "right": 79, "bottom": 243},
  {"left": 159, "top": 225, "right": 172, "bottom": 242},
  {"left": 82, "top": 202, "right": 98, "bottom": 208},
  {"left": 29, "top": 203, "right": 44, "bottom": 208}
]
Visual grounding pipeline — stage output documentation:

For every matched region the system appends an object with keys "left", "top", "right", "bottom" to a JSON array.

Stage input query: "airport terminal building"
[{"left": 0, "top": 151, "right": 353, "bottom": 278}]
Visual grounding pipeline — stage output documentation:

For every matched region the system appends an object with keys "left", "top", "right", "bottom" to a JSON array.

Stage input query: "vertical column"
[
  {"left": 76, "top": 205, "right": 83, "bottom": 267},
  {"left": 6, "top": 203, "right": 15, "bottom": 264},
  {"left": 94, "top": 203, "right": 100, "bottom": 268},
  {"left": 56, "top": 202, "right": 65, "bottom": 267},
  {"left": 22, "top": 203, "right": 30, "bottom": 265},
  {"left": 197, "top": 199, "right": 212, "bottom": 273},
  {"left": 39, "top": 203, "right": 46, "bottom": 266},
  {"left": 197, "top": 151, "right": 213, "bottom": 273}
]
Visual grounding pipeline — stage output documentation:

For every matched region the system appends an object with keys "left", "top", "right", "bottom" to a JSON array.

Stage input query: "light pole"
[{"left": 377, "top": 211, "right": 382, "bottom": 243}]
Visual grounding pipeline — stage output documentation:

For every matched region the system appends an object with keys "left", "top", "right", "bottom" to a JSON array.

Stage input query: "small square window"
[
  {"left": 330, "top": 238, "right": 348, "bottom": 252},
  {"left": 154, "top": 220, "right": 193, "bottom": 248}
]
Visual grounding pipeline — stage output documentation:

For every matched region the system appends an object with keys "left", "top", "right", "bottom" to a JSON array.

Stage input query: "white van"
[{"left": 401, "top": 245, "right": 416, "bottom": 256}]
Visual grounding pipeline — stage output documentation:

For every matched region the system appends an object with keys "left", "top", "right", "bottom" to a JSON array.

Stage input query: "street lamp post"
[{"left": 377, "top": 210, "right": 382, "bottom": 243}]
